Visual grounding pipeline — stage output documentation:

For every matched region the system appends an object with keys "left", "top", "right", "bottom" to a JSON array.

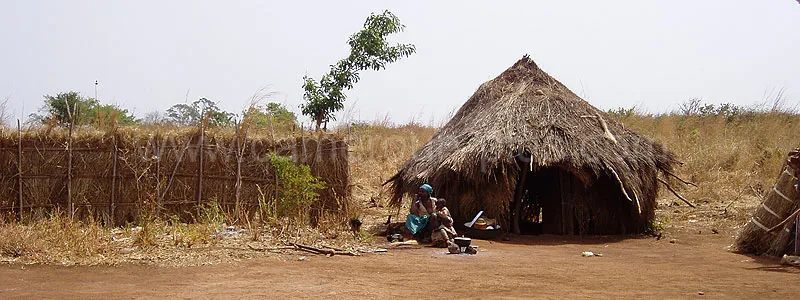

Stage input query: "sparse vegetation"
[{"left": 0, "top": 96, "right": 9, "bottom": 128}]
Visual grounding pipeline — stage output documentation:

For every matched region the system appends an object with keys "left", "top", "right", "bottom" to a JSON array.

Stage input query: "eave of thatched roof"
[{"left": 388, "top": 55, "right": 677, "bottom": 207}]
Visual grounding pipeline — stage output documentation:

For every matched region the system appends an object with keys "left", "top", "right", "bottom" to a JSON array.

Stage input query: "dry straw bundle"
[{"left": 735, "top": 149, "right": 800, "bottom": 255}]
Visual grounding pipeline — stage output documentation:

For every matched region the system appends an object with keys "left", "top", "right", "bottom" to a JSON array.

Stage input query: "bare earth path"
[{"left": 1, "top": 231, "right": 798, "bottom": 299}]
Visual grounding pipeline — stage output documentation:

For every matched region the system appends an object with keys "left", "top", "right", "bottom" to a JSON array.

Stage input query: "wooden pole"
[
  {"left": 301, "top": 123, "right": 306, "bottom": 163},
  {"left": 196, "top": 122, "right": 205, "bottom": 207},
  {"left": 795, "top": 213, "right": 799, "bottom": 255},
  {"left": 269, "top": 113, "right": 278, "bottom": 202},
  {"left": 511, "top": 166, "right": 528, "bottom": 234},
  {"left": 234, "top": 122, "right": 245, "bottom": 220},
  {"left": 110, "top": 129, "right": 118, "bottom": 225},
  {"left": 66, "top": 103, "right": 75, "bottom": 217},
  {"left": 17, "top": 120, "right": 22, "bottom": 219},
  {"left": 155, "top": 132, "right": 161, "bottom": 217},
  {"left": 160, "top": 133, "right": 193, "bottom": 202}
]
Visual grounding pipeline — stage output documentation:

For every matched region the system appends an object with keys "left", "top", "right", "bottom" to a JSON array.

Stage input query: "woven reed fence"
[{"left": 0, "top": 123, "right": 348, "bottom": 226}]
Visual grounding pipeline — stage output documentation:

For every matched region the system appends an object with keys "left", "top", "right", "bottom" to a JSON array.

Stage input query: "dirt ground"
[{"left": 1, "top": 226, "right": 798, "bottom": 300}]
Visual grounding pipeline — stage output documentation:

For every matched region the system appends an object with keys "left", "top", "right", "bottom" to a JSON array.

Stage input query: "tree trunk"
[{"left": 314, "top": 115, "right": 323, "bottom": 132}]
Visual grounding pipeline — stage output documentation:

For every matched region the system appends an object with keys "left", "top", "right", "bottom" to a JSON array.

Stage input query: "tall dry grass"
[
  {"left": 615, "top": 111, "right": 800, "bottom": 228},
  {"left": 617, "top": 113, "right": 799, "bottom": 205},
  {"left": 0, "top": 211, "right": 113, "bottom": 264},
  {"left": 343, "top": 119, "right": 436, "bottom": 209}
]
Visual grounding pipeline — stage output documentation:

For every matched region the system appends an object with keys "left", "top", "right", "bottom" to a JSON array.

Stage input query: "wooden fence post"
[
  {"left": 17, "top": 120, "right": 23, "bottom": 218},
  {"left": 269, "top": 113, "right": 278, "bottom": 202},
  {"left": 155, "top": 132, "right": 161, "bottom": 217},
  {"left": 110, "top": 129, "right": 118, "bottom": 225},
  {"left": 160, "top": 134, "right": 193, "bottom": 204},
  {"left": 196, "top": 123, "right": 205, "bottom": 207},
  {"left": 234, "top": 122, "right": 245, "bottom": 221},
  {"left": 66, "top": 106, "right": 74, "bottom": 217},
  {"left": 301, "top": 123, "right": 306, "bottom": 163}
]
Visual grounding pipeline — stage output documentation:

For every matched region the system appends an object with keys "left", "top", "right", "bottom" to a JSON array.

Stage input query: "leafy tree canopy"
[
  {"left": 166, "top": 98, "right": 234, "bottom": 127},
  {"left": 245, "top": 102, "right": 298, "bottom": 132},
  {"left": 30, "top": 91, "right": 137, "bottom": 127},
  {"left": 301, "top": 10, "right": 415, "bottom": 130}
]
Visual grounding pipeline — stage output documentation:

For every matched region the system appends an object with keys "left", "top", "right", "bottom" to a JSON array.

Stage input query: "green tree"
[
  {"left": 301, "top": 10, "right": 415, "bottom": 130},
  {"left": 166, "top": 98, "right": 234, "bottom": 127},
  {"left": 245, "top": 102, "right": 298, "bottom": 132},
  {"left": 30, "top": 91, "right": 137, "bottom": 127}
]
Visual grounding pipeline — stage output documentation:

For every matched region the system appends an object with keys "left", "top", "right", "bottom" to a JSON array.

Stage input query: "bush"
[{"left": 266, "top": 154, "right": 326, "bottom": 221}]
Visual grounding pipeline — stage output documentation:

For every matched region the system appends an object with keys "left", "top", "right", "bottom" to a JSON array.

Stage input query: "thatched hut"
[{"left": 386, "top": 55, "right": 678, "bottom": 235}]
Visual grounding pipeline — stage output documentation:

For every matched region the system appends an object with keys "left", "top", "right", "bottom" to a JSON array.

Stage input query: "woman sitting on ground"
[{"left": 406, "top": 184, "right": 437, "bottom": 242}]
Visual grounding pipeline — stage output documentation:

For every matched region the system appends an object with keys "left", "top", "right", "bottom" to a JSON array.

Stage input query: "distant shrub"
[
  {"left": 266, "top": 154, "right": 326, "bottom": 220},
  {"left": 607, "top": 107, "right": 637, "bottom": 118}
]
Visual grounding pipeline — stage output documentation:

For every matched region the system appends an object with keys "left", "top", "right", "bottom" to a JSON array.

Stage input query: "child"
[{"left": 431, "top": 198, "right": 457, "bottom": 248}]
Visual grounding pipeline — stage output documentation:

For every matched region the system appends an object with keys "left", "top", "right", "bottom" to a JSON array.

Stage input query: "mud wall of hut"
[{"left": 0, "top": 128, "right": 348, "bottom": 225}]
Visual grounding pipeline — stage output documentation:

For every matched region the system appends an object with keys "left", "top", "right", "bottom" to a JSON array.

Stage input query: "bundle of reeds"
[{"left": 735, "top": 149, "right": 800, "bottom": 255}]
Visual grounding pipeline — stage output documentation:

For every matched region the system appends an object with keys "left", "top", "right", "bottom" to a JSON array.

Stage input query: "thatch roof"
[{"left": 387, "top": 55, "right": 677, "bottom": 221}]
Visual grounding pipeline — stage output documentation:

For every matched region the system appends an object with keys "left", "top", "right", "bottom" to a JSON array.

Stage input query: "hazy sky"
[{"left": 2, "top": 1, "right": 799, "bottom": 126}]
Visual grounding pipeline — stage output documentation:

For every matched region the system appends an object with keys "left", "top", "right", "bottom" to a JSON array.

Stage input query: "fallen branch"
[
  {"left": 247, "top": 244, "right": 295, "bottom": 252},
  {"left": 657, "top": 178, "right": 696, "bottom": 208},
  {"left": 333, "top": 250, "right": 359, "bottom": 256},
  {"left": 289, "top": 242, "right": 335, "bottom": 256},
  {"left": 321, "top": 245, "right": 345, "bottom": 252}
]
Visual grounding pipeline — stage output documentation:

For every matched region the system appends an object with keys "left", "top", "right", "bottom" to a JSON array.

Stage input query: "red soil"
[{"left": 1, "top": 229, "right": 797, "bottom": 299}]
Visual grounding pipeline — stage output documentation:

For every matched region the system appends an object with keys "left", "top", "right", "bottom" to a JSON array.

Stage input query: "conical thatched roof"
[{"left": 387, "top": 55, "right": 677, "bottom": 226}]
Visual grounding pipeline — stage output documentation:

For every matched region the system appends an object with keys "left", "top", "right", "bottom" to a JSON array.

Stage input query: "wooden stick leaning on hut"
[
  {"left": 657, "top": 178, "right": 696, "bottom": 208},
  {"left": 662, "top": 169, "right": 698, "bottom": 187},
  {"left": 607, "top": 165, "right": 641, "bottom": 214},
  {"left": 580, "top": 114, "right": 617, "bottom": 144}
]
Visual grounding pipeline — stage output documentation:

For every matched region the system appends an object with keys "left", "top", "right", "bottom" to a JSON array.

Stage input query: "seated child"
[{"left": 431, "top": 198, "right": 457, "bottom": 248}]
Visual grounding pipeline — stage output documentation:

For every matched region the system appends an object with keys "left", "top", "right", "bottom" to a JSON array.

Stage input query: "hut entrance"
[{"left": 513, "top": 167, "right": 634, "bottom": 235}]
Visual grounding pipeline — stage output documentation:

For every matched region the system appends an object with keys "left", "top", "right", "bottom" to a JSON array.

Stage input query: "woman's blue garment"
[{"left": 405, "top": 214, "right": 429, "bottom": 235}]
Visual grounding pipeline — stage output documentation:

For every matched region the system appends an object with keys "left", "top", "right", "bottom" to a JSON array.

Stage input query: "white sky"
[{"left": 2, "top": 1, "right": 799, "bottom": 126}]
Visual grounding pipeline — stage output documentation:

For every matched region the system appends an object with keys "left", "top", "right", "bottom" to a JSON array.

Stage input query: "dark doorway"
[{"left": 515, "top": 167, "right": 634, "bottom": 235}]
